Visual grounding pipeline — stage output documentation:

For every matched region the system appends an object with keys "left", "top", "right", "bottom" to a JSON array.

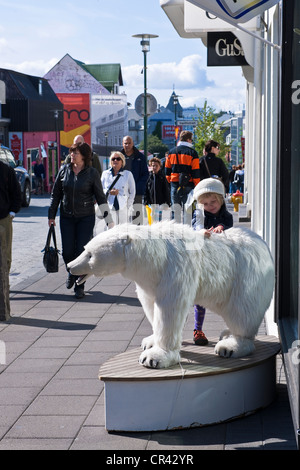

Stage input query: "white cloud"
[
  {"left": 122, "top": 54, "right": 246, "bottom": 112},
  {"left": 123, "top": 54, "right": 213, "bottom": 90},
  {"left": 0, "top": 37, "right": 8, "bottom": 50},
  {"left": 1, "top": 58, "right": 59, "bottom": 77}
]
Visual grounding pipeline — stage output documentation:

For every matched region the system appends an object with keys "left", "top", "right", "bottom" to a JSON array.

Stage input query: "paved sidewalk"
[{"left": 0, "top": 250, "right": 297, "bottom": 451}]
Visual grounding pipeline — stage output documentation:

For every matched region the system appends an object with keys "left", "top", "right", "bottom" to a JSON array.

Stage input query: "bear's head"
[{"left": 67, "top": 226, "right": 131, "bottom": 284}]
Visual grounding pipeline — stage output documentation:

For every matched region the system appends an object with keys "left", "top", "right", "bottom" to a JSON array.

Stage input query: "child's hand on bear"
[
  {"left": 212, "top": 225, "right": 224, "bottom": 234},
  {"left": 204, "top": 226, "right": 224, "bottom": 238}
]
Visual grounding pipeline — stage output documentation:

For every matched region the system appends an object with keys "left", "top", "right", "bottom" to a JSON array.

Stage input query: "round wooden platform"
[{"left": 99, "top": 336, "right": 280, "bottom": 432}]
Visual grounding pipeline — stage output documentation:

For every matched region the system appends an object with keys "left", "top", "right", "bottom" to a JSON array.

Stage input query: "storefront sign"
[
  {"left": 184, "top": 0, "right": 257, "bottom": 33},
  {"left": 91, "top": 94, "right": 128, "bottom": 148},
  {"left": 162, "top": 125, "right": 183, "bottom": 139},
  {"left": 187, "top": 0, "right": 280, "bottom": 24},
  {"left": 9, "top": 132, "right": 22, "bottom": 161},
  {"left": 207, "top": 31, "right": 248, "bottom": 66}
]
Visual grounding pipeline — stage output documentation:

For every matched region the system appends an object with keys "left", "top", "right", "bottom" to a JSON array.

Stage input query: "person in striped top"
[{"left": 165, "top": 131, "right": 200, "bottom": 220}]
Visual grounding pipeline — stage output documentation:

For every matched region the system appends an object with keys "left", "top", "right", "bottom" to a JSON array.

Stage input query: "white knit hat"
[{"left": 193, "top": 178, "right": 225, "bottom": 201}]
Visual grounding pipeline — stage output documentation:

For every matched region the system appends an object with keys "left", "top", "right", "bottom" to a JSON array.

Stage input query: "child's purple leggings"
[{"left": 194, "top": 305, "right": 206, "bottom": 330}]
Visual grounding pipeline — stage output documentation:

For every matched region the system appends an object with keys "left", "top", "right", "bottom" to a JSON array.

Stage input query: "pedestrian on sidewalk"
[
  {"left": 121, "top": 135, "right": 149, "bottom": 224},
  {"left": 0, "top": 160, "right": 22, "bottom": 272},
  {"left": 144, "top": 157, "right": 171, "bottom": 221},
  {"left": 101, "top": 151, "right": 136, "bottom": 224},
  {"left": 233, "top": 164, "right": 244, "bottom": 193},
  {"left": 33, "top": 157, "right": 45, "bottom": 194},
  {"left": 191, "top": 178, "right": 233, "bottom": 345},
  {"left": 165, "top": 131, "right": 200, "bottom": 222},
  {"left": 48, "top": 142, "right": 113, "bottom": 299},
  {"left": 199, "top": 140, "right": 229, "bottom": 192},
  {"left": 228, "top": 164, "right": 237, "bottom": 194}
]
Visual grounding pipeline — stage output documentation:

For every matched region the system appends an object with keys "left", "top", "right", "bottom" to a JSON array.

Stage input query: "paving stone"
[
  {"left": 70, "top": 426, "right": 150, "bottom": 450},
  {"left": 0, "top": 438, "right": 73, "bottom": 450},
  {"left": 5, "top": 415, "right": 86, "bottom": 439},
  {"left": 24, "top": 395, "right": 97, "bottom": 415},
  {"left": 0, "top": 263, "right": 297, "bottom": 450}
]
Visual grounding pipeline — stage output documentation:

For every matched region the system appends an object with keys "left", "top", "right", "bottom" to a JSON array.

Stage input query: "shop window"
[{"left": 277, "top": 0, "right": 300, "bottom": 447}]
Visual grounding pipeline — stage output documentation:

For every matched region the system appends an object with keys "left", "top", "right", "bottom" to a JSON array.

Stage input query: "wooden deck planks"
[{"left": 99, "top": 335, "right": 280, "bottom": 382}]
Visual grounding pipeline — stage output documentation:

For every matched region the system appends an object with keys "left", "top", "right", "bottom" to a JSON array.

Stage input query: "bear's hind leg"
[
  {"left": 215, "top": 335, "right": 255, "bottom": 358},
  {"left": 215, "top": 305, "right": 260, "bottom": 358}
]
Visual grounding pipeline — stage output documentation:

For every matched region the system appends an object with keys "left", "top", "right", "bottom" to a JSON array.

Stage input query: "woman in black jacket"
[
  {"left": 48, "top": 142, "right": 113, "bottom": 299},
  {"left": 144, "top": 157, "right": 171, "bottom": 205},
  {"left": 199, "top": 140, "right": 229, "bottom": 192}
]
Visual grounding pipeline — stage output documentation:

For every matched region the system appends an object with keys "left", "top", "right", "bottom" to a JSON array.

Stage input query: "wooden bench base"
[{"left": 99, "top": 336, "right": 280, "bottom": 432}]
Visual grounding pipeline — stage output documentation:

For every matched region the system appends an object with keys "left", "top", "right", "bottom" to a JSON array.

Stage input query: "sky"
[{"left": 0, "top": 0, "right": 246, "bottom": 112}]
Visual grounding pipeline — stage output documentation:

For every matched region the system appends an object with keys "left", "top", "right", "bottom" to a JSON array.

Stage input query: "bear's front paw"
[
  {"left": 139, "top": 346, "right": 180, "bottom": 369},
  {"left": 141, "top": 334, "right": 155, "bottom": 350}
]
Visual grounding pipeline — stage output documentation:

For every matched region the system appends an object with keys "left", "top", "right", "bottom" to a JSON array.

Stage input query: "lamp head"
[
  {"left": 141, "top": 39, "right": 150, "bottom": 52},
  {"left": 132, "top": 34, "right": 158, "bottom": 53}
]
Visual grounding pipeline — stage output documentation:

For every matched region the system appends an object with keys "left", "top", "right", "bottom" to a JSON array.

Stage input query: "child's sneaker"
[{"left": 193, "top": 329, "right": 208, "bottom": 346}]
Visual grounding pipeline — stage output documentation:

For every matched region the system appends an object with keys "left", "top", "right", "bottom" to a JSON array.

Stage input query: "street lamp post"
[
  {"left": 173, "top": 93, "right": 179, "bottom": 147},
  {"left": 104, "top": 131, "right": 108, "bottom": 169},
  {"left": 132, "top": 34, "right": 158, "bottom": 159},
  {"left": 50, "top": 109, "right": 62, "bottom": 170}
]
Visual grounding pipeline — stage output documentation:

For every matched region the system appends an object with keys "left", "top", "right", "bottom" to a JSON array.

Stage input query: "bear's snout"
[{"left": 67, "top": 251, "right": 91, "bottom": 276}]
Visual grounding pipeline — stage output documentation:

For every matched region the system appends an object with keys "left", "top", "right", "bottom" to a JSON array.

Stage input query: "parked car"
[{"left": 0, "top": 145, "right": 31, "bottom": 207}]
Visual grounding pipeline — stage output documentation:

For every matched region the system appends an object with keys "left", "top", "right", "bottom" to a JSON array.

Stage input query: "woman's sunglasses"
[{"left": 111, "top": 157, "right": 122, "bottom": 161}]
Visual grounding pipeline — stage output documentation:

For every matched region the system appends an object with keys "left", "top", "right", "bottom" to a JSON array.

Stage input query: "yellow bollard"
[{"left": 145, "top": 205, "right": 153, "bottom": 225}]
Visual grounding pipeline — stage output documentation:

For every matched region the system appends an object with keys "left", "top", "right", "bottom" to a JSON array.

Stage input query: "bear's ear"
[{"left": 121, "top": 235, "right": 131, "bottom": 246}]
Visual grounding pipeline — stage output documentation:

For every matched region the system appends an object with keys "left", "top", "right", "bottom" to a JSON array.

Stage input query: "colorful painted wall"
[{"left": 57, "top": 93, "right": 91, "bottom": 156}]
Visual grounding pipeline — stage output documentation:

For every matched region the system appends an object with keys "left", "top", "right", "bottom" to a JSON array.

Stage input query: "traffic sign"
[{"left": 135, "top": 93, "right": 157, "bottom": 117}]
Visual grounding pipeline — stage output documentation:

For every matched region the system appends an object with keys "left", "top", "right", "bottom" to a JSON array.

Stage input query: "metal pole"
[
  {"left": 143, "top": 49, "right": 148, "bottom": 160},
  {"left": 132, "top": 34, "right": 158, "bottom": 157},
  {"left": 174, "top": 99, "right": 177, "bottom": 147}
]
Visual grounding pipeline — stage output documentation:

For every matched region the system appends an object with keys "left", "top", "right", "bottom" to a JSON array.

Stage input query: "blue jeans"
[
  {"left": 60, "top": 214, "right": 95, "bottom": 266},
  {"left": 170, "top": 182, "right": 193, "bottom": 206},
  {"left": 229, "top": 182, "right": 236, "bottom": 194},
  {"left": 170, "top": 182, "right": 193, "bottom": 222}
]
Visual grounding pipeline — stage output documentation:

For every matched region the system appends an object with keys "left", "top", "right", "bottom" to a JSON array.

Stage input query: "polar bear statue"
[{"left": 67, "top": 222, "right": 274, "bottom": 369}]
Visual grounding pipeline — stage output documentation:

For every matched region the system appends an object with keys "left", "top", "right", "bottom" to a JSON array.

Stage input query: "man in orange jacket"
[{"left": 165, "top": 130, "right": 200, "bottom": 220}]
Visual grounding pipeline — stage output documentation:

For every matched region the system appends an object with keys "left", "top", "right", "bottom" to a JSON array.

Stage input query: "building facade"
[
  {"left": 0, "top": 69, "right": 63, "bottom": 192},
  {"left": 44, "top": 54, "right": 128, "bottom": 163},
  {"left": 161, "top": 0, "right": 299, "bottom": 446}
]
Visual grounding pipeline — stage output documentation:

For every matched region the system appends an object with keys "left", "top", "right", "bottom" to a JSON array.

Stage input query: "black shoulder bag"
[
  {"left": 42, "top": 224, "right": 60, "bottom": 273},
  {"left": 176, "top": 152, "right": 190, "bottom": 189}
]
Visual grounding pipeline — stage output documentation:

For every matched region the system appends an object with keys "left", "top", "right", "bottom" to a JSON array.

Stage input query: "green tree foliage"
[
  {"left": 152, "top": 120, "right": 162, "bottom": 140},
  {"left": 194, "top": 100, "right": 230, "bottom": 167},
  {"left": 138, "top": 134, "right": 169, "bottom": 159}
]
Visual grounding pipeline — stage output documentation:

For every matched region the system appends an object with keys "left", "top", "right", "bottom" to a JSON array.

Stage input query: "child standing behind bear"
[
  {"left": 144, "top": 157, "right": 171, "bottom": 221},
  {"left": 192, "top": 178, "right": 233, "bottom": 345}
]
